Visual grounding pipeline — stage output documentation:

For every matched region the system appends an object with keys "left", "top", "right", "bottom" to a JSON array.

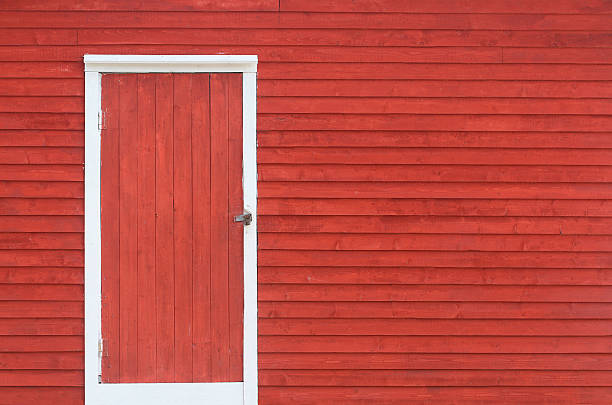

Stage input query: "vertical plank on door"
[
  {"left": 191, "top": 74, "right": 212, "bottom": 382},
  {"left": 100, "top": 74, "right": 120, "bottom": 383},
  {"left": 210, "top": 74, "right": 231, "bottom": 382},
  {"left": 118, "top": 74, "right": 139, "bottom": 383},
  {"left": 173, "top": 74, "right": 193, "bottom": 382},
  {"left": 136, "top": 74, "right": 157, "bottom": 382},
  {"left": 227, "top": 74, "right": 244, "bottom": 382},
  {"left": 155, "top": 74, "right": 175, "bottom": 382}
]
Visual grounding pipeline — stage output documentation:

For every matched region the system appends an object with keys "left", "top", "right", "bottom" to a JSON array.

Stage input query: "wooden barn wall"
[{"left": 1, "top": 1, "right": 612, "bottom": 404}]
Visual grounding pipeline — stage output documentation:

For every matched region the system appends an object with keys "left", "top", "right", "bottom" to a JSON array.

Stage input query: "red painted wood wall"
[{"left": 1, "top": 0, "right": 612, "bottom": 404}]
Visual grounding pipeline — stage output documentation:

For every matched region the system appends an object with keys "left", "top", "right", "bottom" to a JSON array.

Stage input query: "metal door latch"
[{"left": 234, "top": 212, "right": 252, "bottom": 226}]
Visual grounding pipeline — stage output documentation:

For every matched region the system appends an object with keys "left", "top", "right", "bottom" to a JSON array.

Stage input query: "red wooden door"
[{"left": 100, "top": 73, "right": 244, "bottom": 384}]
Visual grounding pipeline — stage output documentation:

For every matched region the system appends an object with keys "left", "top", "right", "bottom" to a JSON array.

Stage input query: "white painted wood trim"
[
  {"left": 84, "top": 54, "right": 257, "bottom": 73},
  {"left": 242, "top": 72, "right": 258, "bottom": 405},
  {"left": 84, "top": 55, "right": 258, "bottom": 405},
  {"left": 87, "top": 383, "right": 243, "bottom": 405}
]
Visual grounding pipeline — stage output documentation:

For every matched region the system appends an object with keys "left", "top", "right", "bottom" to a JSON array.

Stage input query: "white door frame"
[{"left": 83, "top": 55, "right": 258, "bottom": 405}]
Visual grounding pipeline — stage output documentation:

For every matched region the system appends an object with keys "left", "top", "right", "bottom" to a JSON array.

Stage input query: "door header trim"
[{"left": 84, "top": 54, "right": 258, "bottom": 73}]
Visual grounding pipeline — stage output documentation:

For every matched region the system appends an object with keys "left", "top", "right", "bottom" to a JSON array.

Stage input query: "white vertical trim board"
[{"left": 84, "top": 55, "right": 258, "bottom": 405}]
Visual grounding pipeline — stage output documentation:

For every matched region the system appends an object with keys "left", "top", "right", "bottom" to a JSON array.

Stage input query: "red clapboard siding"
[
  {"left": 258, "top": 164, "right": 612, "bottom": 182},
  {"left": 0, "top": 301, "right": 83, "bottom": 318},
  {"left": 259, "top": 198, "right": 612, "bottom": 217},
  {"left": 258, "top": 386, "right": 612, "bottom": 405},
  {"left": 0, "top": 267, "right": 82, "bottom": 284},
  {"left": 258, "top": 63, "right": 612, "bottom": 80},
  {"left": 2, "top": 12, "right": 612, "bottom": 31},
  {"left": 259, "top": 233, "right": 612, "bottom": 252},
  {"left": 258, "top": 80, "right": 612, "bottom": 98},
  {"left": 0, "top": 63, "right": 83, "bottom": 78},
  {"left": 258, "top": 267, "right": 612, "bottom": 285},
  {"left": 76, "top": 28, "right": 612, "bottom": 48},
  {"left": 0, "top": 130, "right": 83, "bottom": 147},
  {"left": 258, "top": 335, "right": 612, "bottom": 353},
  {"left": 257, "top": 131, "right": 612, "bottom": 148},
  {"left": 0, "top": 352, "right": 83, "bottom": 369},
  {"left": 259, "top": 369, "right": 612, "bottom": 386},
  {"left": 259, "top": 284, "right": 612, "bottom": 302},
  {"left": 0, "top": 29, "right": 76, "bottom": 45},
  {"left": 1, "top": 2, "right": 612, "bottom": 404},
  {"left": 0, "top": 0, "right": 278, "bottom": 11},
  {"left": 258, "top": 352, "right": 612, "bottom": 370},
  {"left": 258, "top": 215, "right": 612, "bottom": 235},
  {"left": 258, "top": 147, "right": 612, "bottom": 165},
  {"left": 280, "top": 0, "right": 612, "bottom": 14},
  {"left": 258, "top": 301, "right": 612, "bottom": 319},
  {"left": 259, "top": 97, "right": 612, "bottom": 115}
]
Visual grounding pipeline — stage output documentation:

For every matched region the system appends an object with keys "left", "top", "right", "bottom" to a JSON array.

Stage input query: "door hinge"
[
  {"left": 234, "top": 212, "right": 252, "bottom": 226},
  {"left": 97, "top": 337, "right": 103, "bottom": 383},
  {"left": 97, "top": 110, "right": 105, "bottom": 130}
]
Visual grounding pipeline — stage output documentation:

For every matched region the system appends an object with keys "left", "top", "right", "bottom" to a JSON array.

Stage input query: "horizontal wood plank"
[
  {"left": 77, "top": 28, "right": 612, "bottom": 47},
  {"left": 0, "top": 165, "right": 83, "bottom": 182},
  {"left": 259, "top": 369, "right": 612, "bottom": 386},
  {"left": 0, "top": 0, "right": 278, "bottom": 11},
  {"left": 258, "top": 147, "right": 612, "bottom": 165},
  {"left": 0, "top": 216, "right": 82, "bottom": 232},
  {"left": 0, "top": 182, "right": 83, "bottom": 198},
  {"left": 259, "top": 250, "right": 612, "bottom": 268},
  {"left": 258, "top": 267, "right": 612, "bottom": 285},
  {"left": 258, "top": 80, "right": 612, "bottom": 98},
  {"left": 0, "top": 29, "right": 76, "bottom": 46},
  {"left": 0, "top": 370, "right": 82, "bottom": 386},
  {"left": 0, "top": 130, "right": 83, "bottom": 147},
  {"left": 280, "top": 0, "right": 612, "bottom": 14},
  {"left": 257, "top": 131, "right": 612, "bottom": 149},
  {"left": 259, "top": 198, "right": 612, "bottom": 217},
  {"left": 259, "top": 63, "right": 612, "bottom": 80},
  {"left": 0, "top": 233, "right": 82, "bottom": 250},
  {"left": 259, "top": 215, "right": 612, "bottom": 235},
  {"left": 259, "top": 335, "right": 612, "bottom": 353},
  {"left": 0, "top": 147, "right": 83, "bottom": 164},
  {"left": 0, "top": 97, "right": 83, "bottom": 113},
  {"left": 259, "top": 114, "right": 612, "bottom": 132},
  {"left": 0, "top": 284, "right": 82, "bottom": 301},
  {"left": 0, "top": 250, "right": 82, "bottom": 267},
  {"left": 0, "top": 113, "right": 83, "bottom": 130},
  {"left": 0, "top": 351, "right": 82, "bottom": 369},
  {"left": 259, "top": 318, "right": 612, "bottom": 336},
  {"left": 259, "top": 386, "right": 612, "bottom": 404},
  {"left": 0, "top": 387, "right": 82, "bottom": 405},
  {"left": 0, "top": 336, "right": 82, "bottom": 352},
  {"left": 258, "top": 352, "right": 612, "bottom": 370},
  {"left": 0, "top": 301, "right": 82, "bottom": 318},
  {"left": 0, "top": 267, "right": 82, "bottom": 284},
  {"left": 0, "top": 199, "right": 82, "bottom": 216},
  {"left": 260, "top": 97, "right": 612, "bottom": 115},
  {"left": 0, "top": 318, "right": 82, "bottom": 336},
  {"left": 259, "top": 284, "right": 612, "bottom": 302},
  {"left": 259, "top": 301, "right": 612, "bottom": 319},
  {"left": 259, "top": 181, "right": 612, "bottom": 199},
  {"left": 258, "top": 164, "right": 612, "bottom": 183},
  {"left": 259, "top": 233, "right": 612, "bottom": 252},
  {"left": 2, "top": 12, "right": 612, "bottom": 31}
]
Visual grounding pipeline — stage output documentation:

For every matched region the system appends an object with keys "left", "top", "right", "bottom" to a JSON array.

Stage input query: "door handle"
[{"left": 234, "top": 212, "right": 252, "bottom": 226}]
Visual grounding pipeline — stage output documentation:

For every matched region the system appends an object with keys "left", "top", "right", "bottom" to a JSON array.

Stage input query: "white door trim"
[{"left": 83, "top": 55, "right": 258, "bottom": 405}]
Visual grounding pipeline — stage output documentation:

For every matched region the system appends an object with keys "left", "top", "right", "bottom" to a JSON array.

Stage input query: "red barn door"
[{"left": 99, "top": 73, "right": 244, "bottom": 384}]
